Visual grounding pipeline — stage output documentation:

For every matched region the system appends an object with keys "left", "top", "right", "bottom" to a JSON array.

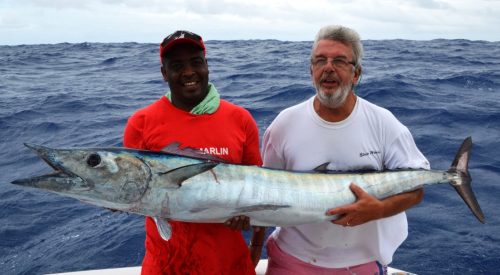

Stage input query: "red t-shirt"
[{"left": 124, "top": 96, "right": 262, "bottom": 275}]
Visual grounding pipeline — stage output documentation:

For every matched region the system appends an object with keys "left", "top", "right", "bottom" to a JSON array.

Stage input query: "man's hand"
[
  {"left": 224, "top": 215, "right": 251, "bottom": 231},
  {"left": 326, "top": 183, "right": 384, "bottom": 227}
]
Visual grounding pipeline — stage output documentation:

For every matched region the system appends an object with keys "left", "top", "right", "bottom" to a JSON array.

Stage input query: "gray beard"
[{"left": 315, "top": 82, "right": 352, "bottom": 109}]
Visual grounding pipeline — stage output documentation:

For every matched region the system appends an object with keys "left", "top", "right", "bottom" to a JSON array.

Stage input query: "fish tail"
[{"left": 448, "top": 136, "right": 485, "bottom": 223}]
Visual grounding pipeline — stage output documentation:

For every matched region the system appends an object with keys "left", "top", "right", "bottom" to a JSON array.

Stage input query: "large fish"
[{"left": 12, "top": 137, "right": 485, "bottom": 240}]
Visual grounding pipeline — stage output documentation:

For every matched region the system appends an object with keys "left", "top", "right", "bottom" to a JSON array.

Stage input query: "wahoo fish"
[{"left": 12, "top": 137, "right": 485, "bottom": 240}]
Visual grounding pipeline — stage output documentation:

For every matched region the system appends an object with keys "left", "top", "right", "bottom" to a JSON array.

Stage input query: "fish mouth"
[{"left": 11, "top": 143, "right": 84, "bottom": 190}]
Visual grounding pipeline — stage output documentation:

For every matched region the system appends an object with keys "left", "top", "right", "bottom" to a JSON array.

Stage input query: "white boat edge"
[{"left": 46, "top": 259, "right": 416, "bottom": 275}]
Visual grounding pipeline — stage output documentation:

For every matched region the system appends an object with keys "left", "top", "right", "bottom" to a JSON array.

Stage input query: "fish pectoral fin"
[
  {"left": 233, "top": 204, "right": 290, "bottom": 215},
  {"left": 159, "top": 162, "right": 219, "bottom": 187},
  {"left": 153, "top": 217, "right": 172, "bottom": 241}
]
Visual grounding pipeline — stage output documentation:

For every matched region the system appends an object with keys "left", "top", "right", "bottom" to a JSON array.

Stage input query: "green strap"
[{"left": 165, "top": 82, "right": 220, "bottom": 114}]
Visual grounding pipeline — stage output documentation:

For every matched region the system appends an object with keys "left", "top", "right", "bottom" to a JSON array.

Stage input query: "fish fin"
[
  {"left": 153, "top": 217, "right": 172, "bottom": 241},
  {"left": 313, "top": 162, "right": 330, "bottom": 173},
  {"left": 448, "top": 136, "right": 485, "bottom": 223},
  {"left": 161, "top": 142, "right": 224, "bottom": 162},
  {"left": 313, "top": 162, "right": 381, "bottom": 174},
  {"left": 159, "top": 162, "right": 219, "bottom": 187},
  {"left": 233, "top": 204, "right": 290, "bottom": 214}
]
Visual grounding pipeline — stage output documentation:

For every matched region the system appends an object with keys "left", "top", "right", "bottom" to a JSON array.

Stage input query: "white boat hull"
[{"left": 47, "top": 259, "right": 416, "bottom": 275}]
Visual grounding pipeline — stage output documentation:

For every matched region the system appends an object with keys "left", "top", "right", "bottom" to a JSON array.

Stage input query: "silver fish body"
[{"left": 12, "top": 137, "right": 485, "bottom": 239}]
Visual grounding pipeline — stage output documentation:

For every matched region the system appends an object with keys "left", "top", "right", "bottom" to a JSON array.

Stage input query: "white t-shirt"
[{"left": 262, "top": 96, "right": 430, "bottom": 268}]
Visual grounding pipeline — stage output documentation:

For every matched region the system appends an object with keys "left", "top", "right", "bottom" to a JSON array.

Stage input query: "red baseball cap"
[{"left": 160, "top": 30, "right": 206, "bottom": 58}]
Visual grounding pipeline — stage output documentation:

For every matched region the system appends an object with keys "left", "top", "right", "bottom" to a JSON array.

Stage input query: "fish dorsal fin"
[
  {"left": 159, "top": 162, "right": 219, "bottom": 187},
  {"left": 153, "top": 217, "right": 172, "bottom": 241},
  {"left": 161, "top": 142, "right": 224, "bottom": 162},
  {"left": 313, "top": 162, "right": 330, "bottom": 173}
]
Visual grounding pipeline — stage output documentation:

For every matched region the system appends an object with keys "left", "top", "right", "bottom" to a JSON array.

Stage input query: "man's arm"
[
  {"left": 249, "top": 226, "right": 266, "bottom": 267},
  {"left": 328, "top": 127, "right": 429, "bottom": 227},
  {"left": 327, "top": 183, "right": 423, "bottom": 227},
  {"left": 223, "top": 217, "right": 266, "bottom": 267}
]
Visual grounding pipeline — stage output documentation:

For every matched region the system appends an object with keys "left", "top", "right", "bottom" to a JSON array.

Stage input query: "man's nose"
[
  {"left": 323, "top": 60, "right": 336, "bottom": 72},
  {"left": 181, "top": 64, "right": 196, "bottom": 75}
]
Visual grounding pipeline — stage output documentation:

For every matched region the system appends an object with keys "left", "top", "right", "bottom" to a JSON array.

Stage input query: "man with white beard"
[{"left": 261, "top": 25, "right": 430, "bottom": 274}]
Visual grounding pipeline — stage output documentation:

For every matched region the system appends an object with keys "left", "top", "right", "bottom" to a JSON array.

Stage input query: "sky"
[{"left": 1, "top": 0, "right": 500, "bottom": 45}]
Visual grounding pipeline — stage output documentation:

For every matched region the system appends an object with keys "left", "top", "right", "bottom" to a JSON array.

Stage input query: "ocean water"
[{"left": 1, "top": 39, "right": 499, "bottom": 275}]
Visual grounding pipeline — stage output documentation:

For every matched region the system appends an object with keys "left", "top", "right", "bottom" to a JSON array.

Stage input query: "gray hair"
[{"left": 311, "top": 25, "right": 364, "bottom": 68}]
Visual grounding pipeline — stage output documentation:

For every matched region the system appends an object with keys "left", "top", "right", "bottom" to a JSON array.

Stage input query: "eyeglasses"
[
  {"left": 311, "top": 57, "right": 356, "bottom": 70},
  {"left": 161, "top": 30, "right": 203, "bottom": 48}
]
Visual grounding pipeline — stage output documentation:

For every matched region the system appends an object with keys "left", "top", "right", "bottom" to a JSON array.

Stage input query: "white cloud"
[{"left": 1, "top": 0, "right": 499, "bottom": 45}]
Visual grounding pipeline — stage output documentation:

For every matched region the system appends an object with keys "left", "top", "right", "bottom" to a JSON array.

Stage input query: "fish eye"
[{"left": 87, "top": 153, "right": 101, "bottom": 167}]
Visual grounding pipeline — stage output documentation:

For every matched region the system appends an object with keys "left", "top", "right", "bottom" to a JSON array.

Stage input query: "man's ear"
[
  {"left": 353, "top": 65, "right": 362, "bottom": 85},
  {"left": 160, "top": 66, "right": 168, "bottom": 82}
]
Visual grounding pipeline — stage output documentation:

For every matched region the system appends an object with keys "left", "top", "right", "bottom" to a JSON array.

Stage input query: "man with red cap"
[{"left": 124, "top": 30, "right": 265, "bottom": 274}]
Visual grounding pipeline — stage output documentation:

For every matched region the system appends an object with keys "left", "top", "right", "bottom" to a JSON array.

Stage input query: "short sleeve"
[
  {"left": 123, "top": 112, "right": 146, "bottom": 150},
  {"left": 261, "top": 125, "right": 286, "bottom": 169},
  {"left": 384, "top": 130, "right": 430, "bottom": 170}
]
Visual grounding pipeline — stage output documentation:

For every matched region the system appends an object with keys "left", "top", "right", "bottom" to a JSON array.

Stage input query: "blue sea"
[{"left": 1, "top": 39, "right": 499, "bottom": 275}]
